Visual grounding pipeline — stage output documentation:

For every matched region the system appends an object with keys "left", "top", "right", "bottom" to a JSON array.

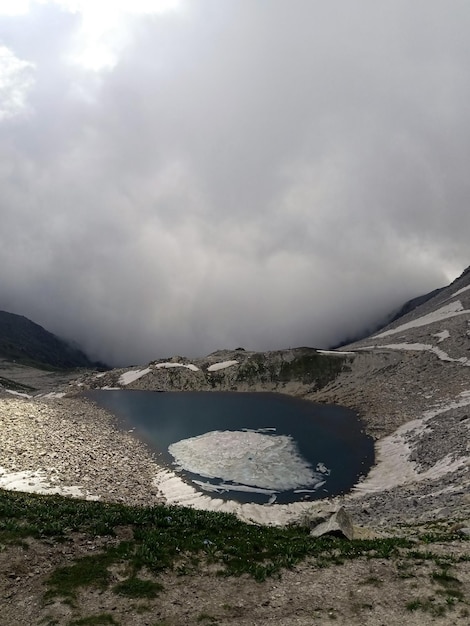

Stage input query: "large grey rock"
[{"left": 310, "top": 507, "right": 354, "bottom": 540}]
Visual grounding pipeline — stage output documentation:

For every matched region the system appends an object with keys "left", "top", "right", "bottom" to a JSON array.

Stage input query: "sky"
[{"left": 1, "top": 0, "right": 470, "bottom": 366}]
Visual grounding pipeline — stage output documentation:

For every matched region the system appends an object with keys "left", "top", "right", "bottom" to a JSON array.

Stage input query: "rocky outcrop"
[
  {"left": 310, "top": 507, "right": 355, "bottom": 540},
  {"left": 73, "top": 347, "right": 354, "bottom": 396}
]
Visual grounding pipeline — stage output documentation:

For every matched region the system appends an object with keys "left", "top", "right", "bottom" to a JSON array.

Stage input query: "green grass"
[
  {"left": 405, "top": 564, "right": 467, "bottom": 616},
  {"left": 234, "top": 350, "right": 351, "bottom": 389},
  {"left": 45, "top": 542, "right": 134, "bottom": 600},
  {"left": 68, "top": 615, "right": 119, "bottom": 625},
  {"left": 113, "top": 576, "right": 163, "bottom": 598},
  {"left": 406, "top": 597, "right": 447, "bottom": 617},
  {"left": 2, "top": 488, "right": 468, "bottom": 606}
]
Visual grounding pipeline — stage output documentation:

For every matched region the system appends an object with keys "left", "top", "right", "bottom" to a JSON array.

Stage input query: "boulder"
[{"left": 310, "top": 506, "right": 354, "bottom": 540}]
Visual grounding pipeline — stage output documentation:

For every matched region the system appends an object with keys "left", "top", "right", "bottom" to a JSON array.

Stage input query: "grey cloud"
[{"left": 0, "top": 1, "right": 469, "bottom": 365}]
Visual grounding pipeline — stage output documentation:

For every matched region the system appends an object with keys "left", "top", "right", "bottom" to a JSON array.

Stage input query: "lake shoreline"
[{"left": 1, "top": 390, "right": 469, "bottom": 529}]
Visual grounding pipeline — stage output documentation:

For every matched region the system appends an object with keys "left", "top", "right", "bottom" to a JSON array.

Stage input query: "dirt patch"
[{"left": 1, "top": 536, "right": 469, "bottom": 626}]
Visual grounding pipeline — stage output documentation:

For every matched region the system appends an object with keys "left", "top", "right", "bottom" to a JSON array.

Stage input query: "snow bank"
[
  {"left": 432, "top": 330, "right": 450, "bottom": 343},
  {"left": 3, "top": 390, "right": 32, "bottom": 399},
  {"left": 0, "top": 466, "right": 87, "bottom": 498},
  {"left": 154, "top": 362, "right": 199, "bottom": 371},
  {"left": 207, "top": 360, "right": 239, "bottom": 372},
  {"left": 352, "top": 390, "right": 470, "bottom": 495},
  {"left": 362, "top": 342, "right": 469, "bottom": 366},
  {"left": 444, "top": 284, "right": 470, "bottom": 301},
  {"left": 317, "top": 350, "right": 355, "bottom": 356},
  {"left": 374, "top": 300, "right": 469, "bottom": 339},
  {"left": 40, "top": 392, "right": 66, "bottom": 399},
  {"left": 153, "top": 468, "right": 332, "bottom": 526},
  {"left": 119, "top": 368, "right": 152, "bottom": 386}
]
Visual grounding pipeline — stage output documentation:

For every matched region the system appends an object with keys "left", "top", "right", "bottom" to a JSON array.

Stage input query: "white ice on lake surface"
[{"left": 169, "top": 430, "right": 328, "bottom": 491}]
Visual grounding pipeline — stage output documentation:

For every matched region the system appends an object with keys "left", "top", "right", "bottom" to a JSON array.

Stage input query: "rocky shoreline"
[
  {"left": 1, "top": 267, "right": 470, "bottom": 532},
  {"left": 0, "top": 395, "right": 164, "bottom": 508},
  {"left": 1, "top": 387, "right": 469, "bottom": 533}
]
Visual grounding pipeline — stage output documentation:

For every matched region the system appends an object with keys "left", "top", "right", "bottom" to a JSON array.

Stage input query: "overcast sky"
[{"left": 1, "top": 0, "right": 470, "bottom": 365}]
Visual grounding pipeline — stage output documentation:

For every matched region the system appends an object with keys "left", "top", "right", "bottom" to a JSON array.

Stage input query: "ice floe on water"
[{"left": 168, "top": 429, "right": 329, "bottom": 493}]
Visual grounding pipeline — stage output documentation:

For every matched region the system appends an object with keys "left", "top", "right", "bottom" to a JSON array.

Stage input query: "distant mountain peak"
[{"left": 0, "top": 310, "right": 107, "bottom": 370}]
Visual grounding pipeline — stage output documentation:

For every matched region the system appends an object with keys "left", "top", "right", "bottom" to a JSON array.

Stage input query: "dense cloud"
[{"left": 1, "top": 1, "right": 470, "bottom": 365}]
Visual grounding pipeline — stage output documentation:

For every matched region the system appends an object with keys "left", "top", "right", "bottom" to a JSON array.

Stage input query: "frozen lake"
[{"left": 86, "top": 390, "right": 374, "bottom": 505}]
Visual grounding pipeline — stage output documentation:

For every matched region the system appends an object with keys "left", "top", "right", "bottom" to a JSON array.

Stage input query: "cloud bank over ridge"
[{"left": 1, "top": 1, "right": 470, "bottom": 365}]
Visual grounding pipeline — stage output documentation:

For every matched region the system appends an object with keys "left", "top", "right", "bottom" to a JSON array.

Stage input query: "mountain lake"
[{"left": 86, "top": 390, "right": 374, "bottom": 505}]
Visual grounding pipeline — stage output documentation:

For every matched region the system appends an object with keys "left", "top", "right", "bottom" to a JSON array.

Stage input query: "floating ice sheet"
[{"left": 169, "top": 429, "right": 328, "bottom": 492}]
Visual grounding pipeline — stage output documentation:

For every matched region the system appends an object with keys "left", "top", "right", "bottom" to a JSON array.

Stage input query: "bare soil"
[{"left": 1, "top": 531, "right": 469, "bottom": 626}]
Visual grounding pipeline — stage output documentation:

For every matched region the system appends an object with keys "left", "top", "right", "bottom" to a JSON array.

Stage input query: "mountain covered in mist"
[
  {"left": 1, "top": 264, "right": 469, "bottom": 387},
  {"left": 77, "top": 266, "right": 470, "bottom": 404},
  {"left": 0, "top": 310, "right": 106, "bottom": 371}
]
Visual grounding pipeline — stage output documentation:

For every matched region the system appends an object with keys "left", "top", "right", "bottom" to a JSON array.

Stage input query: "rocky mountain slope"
[
  {"left": 0, "top": 309, "right": 106, "bottom": 370},
  {"left": 63, "top": 265, "right": 470, "bottom": 526},
  {"left": 1, "top": 267, "right": 469, "bottom": 625}
]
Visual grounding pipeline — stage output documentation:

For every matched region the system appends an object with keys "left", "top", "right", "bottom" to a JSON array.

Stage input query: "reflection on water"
[{"left": 86, "top": 390, "right": 374, "bottom": 504}]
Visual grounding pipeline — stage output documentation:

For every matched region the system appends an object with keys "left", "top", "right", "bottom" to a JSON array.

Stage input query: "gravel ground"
[{"left": 0, "top": 395, "right": 164, "bottom": 507}]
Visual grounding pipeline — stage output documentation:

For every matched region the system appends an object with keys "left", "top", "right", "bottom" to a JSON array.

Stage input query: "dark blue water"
[{"left": 86, "top": 390, "right": 374, "bottom": 505}]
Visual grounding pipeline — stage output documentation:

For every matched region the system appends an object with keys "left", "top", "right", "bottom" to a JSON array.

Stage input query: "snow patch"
[
  {"left": 374, "top": 301, "right": 469, "bottom": 339},
  {"left": 3, "top": 389, "right": 32, "bottom": 399},
  {"left": 444, "top": 284, "right": 470, "bottom": 301},
  {"left": 153, "top": 468, "right": 333, "bottom": 526},
  {"left": 119, "top": 368, "right": 151, "bottom": 385},
  {"left": 207, "top": 360, "right": 239, "bottom": 372},
  {"left": 432, "top": 330, "right": 450, "bottom": 343},
  {"left": 360, "top": 342, "right": 469, "bottom": 366},
  {"left": 154, "top": 362, "right": 199, "bottom": 372},
  {"left": 0, "top": 466, "right": 88, "bottom": 498},
  {"left": 317, "top": 350, "right": 355, "bottom": 356},
  {"left": 40, "top": 392, "right": 66, "bottom": 399},
  {"left": 352, "top": 390, "right": 470, "bottom": 495}
]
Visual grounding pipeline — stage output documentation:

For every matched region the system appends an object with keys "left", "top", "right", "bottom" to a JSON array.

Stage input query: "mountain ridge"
[{"left": 0, "top": 309, "right": 107, "bottom": 371}]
